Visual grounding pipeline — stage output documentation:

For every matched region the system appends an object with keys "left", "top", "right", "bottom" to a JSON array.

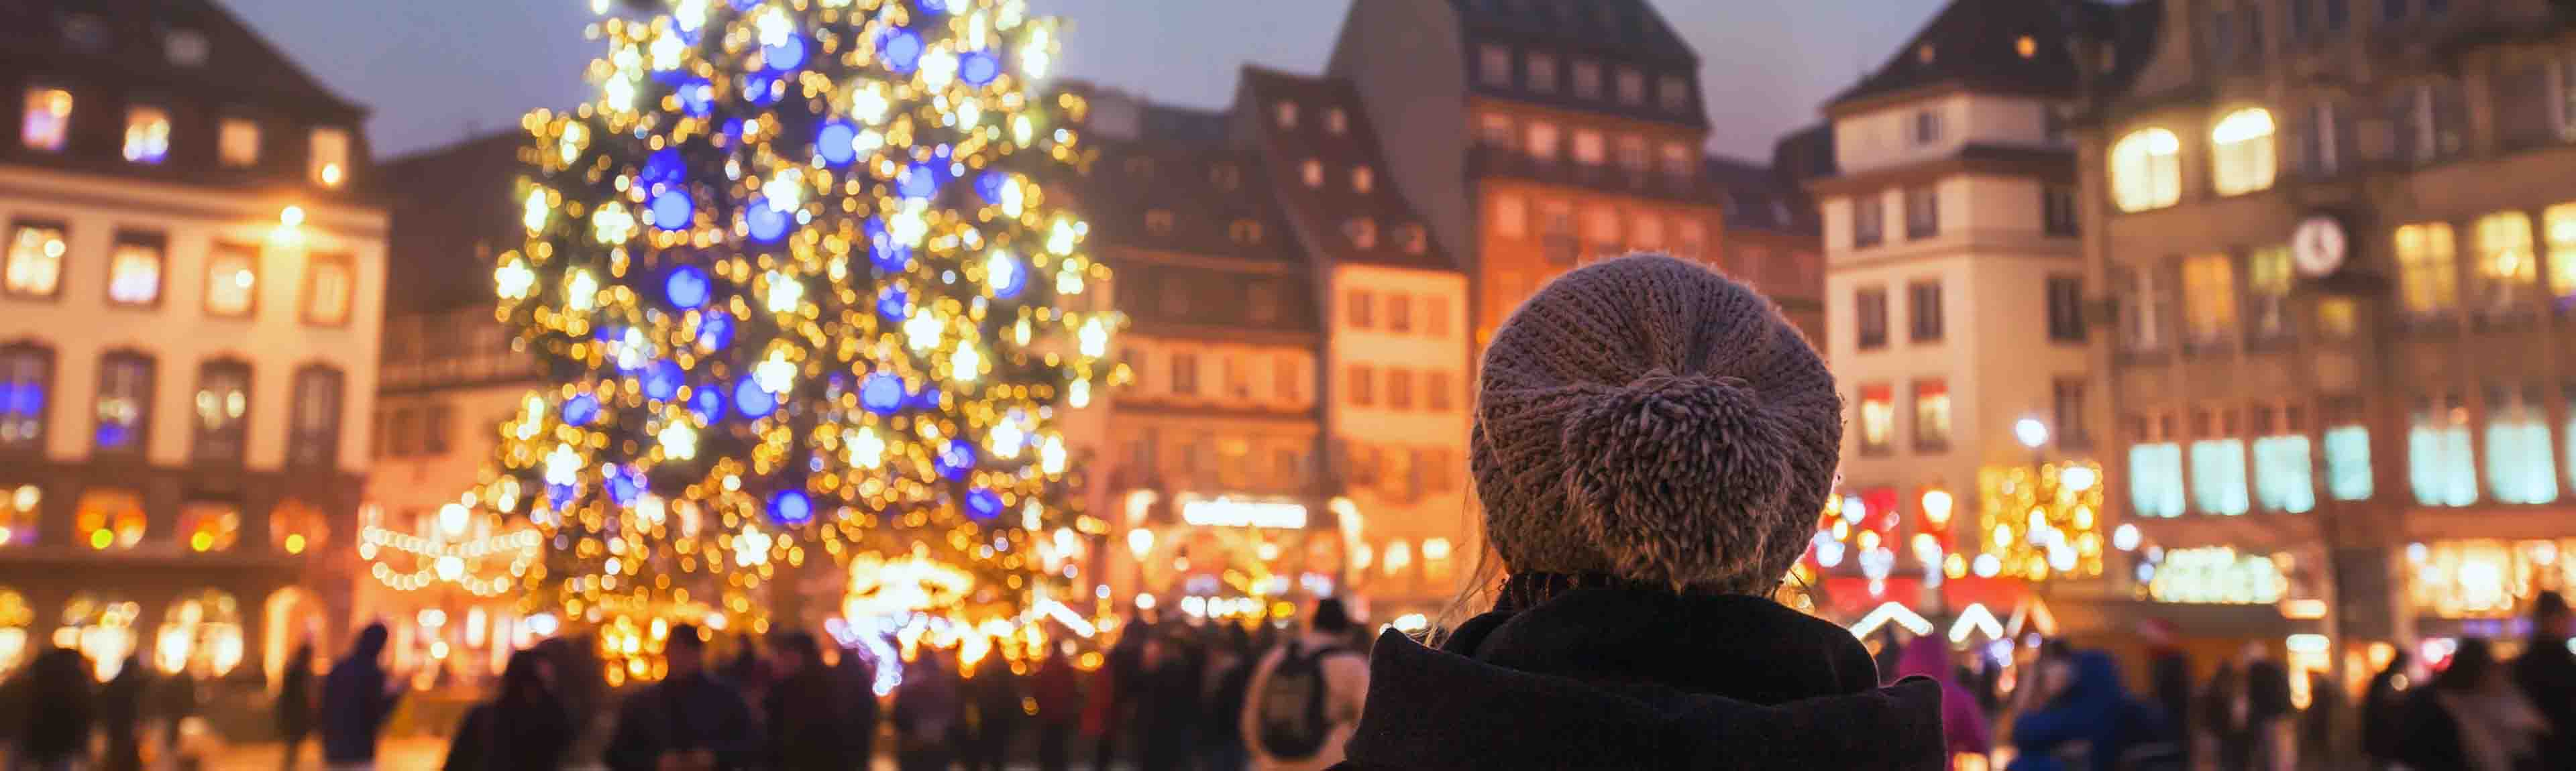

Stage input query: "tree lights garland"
[{"left": 487, "top": 0, "right": 1116, "bottom": 630}]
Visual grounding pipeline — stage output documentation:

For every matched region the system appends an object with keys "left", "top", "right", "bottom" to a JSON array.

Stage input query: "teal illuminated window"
[
  {"left": 2129, "top": 442, "right": 2186, "bottom": 518},
  {"left": 2253, "top": 435, "right": 2315, "bottom": 513},
  {"left": 2485, "top": 398, "right": 2557, "bottom": 504},
  {"left": 2191, "top": 438, "right": 2251, "bottom": 515},
  {"left": 2410, "top": 402, "right": 2478, "bottom": 506},
  {"left": 2324, "top": 426, "right": 2373, "bottom": 501}
]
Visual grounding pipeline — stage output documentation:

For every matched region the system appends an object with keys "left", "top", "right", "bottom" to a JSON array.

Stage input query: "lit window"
[
  {"left": 2191, "top": 436, "right": 2251, "bottom": 516},
  {"left": 20, "top": 87, "right": 70, "bottom": 152},
  {"left": 93, "top": 354, "right": 152, "bottom": 453},
  {"left": 288, "top": 367, "right": 343, "bottom": 468},
  {"left": 205, "top": 243, "right": 258, "bottom": 316},
  {"left": 1228, "top": 219, "right": 1263, "bottom": 245},
  {"left": 1274, "top": 101, "right": 1298, "bottom": 129},
  {"left": 1630, "top": 216, "right": 1664, "bottom": 250},
  {"left": 4, "top": 221, "right": 68, "bottom": 298},
  {"left": 1, "top": 485, "right": 36, "bottom": 545},
  {"left": 1325, "top": 107, "right": 1348, "bottom": 136},
  {"left": 2247, "top": 247, "right": 2293, "bottom": 342},
  {"left": 1858, "top": 384, "right": 1894, "bottom": 453},
  {"left": 2324, "top": 424, "right": 2373, "bottom": 501},
  {"left": 121, "top": 107, "right": 172, "bottom": 165},
  {"left": 1572, "top": 60, "right": 1602, "bottom": 99},
  {"left": 178, "top": 501, "right": 241, "bottom": 552},
  {"left": 192, "top": 362, "right": 252, "bottom": 463},
  {"left": 2130, "top": 442, "right": 2187, "bottom": 518},
  {"left": 1492, "top": 194, "right": 1526, "bottom": 239},
  {"left": 2118, "top": 263, "right": 2172, "bottom": 353},
  {"left": 60, "top": 593, "right": 142, "bottom": 680},
  {"left": 1352, "top": 166, "right": 1374, "bottom": 194},
  {"left": 1346, "top": 218, "right": 1377, "bottom": 249},
  {"left": 2485, "top": 386, "right": 2557, "bottom": 504},
  {"left": 1400, "top": 225, "right": 1428, "bottom": 255},
  {"left": 2182, "top": 253, "right": 2239, "bottom": 348},
  {"left": 1527, "top": 52, "right": 1557, "bottom": 93},
  {"left": 2316, "top": 296, "right": 2361, "bottom": 339},
  {"left": 1572, "top": 129, "right": 1606, "bottom": 166},
  {"left": 271, "top": 498, "right": 329, "bottom": 555},
  {"left": 309, "top": 127, "right": 350, "bottom": 188},
  {"left": 1660, "top": 142, "right": 1693, "bottom": 178},
  {"left": 2209, "top": 108, "right": 2276, "bottom": 196},
  {"left": 1677, "top": 221, "right": 1707, "bottom": 261},
  {"left": 2547, "top": 203, "right": 2576, "bottom": 306},
  {"left": 0, "top": 347, "right": 48, "bottom": 451},
  {"left": 2110, "top": 127, "right": 2183, "bottom": 212},
  {"left": 2410, "top": 397, "right": 2478, "bottom": 507},
  {"left": 107, "top": 233, "right": 164, "bottom": 306},
  {"left": 218, "top": 119, "right": 260, "bottom": 168},
  {"left": 1383, "top": 538, "right": 1412, "bottom": 577},
  {"left": 1913, "top": 380, "right": 1951, "bottom": 450},
  {"left": 1615, "top": 135, "right": 1647, "bottom": 172},
  {"left": 1525, "top": 121, "right": 1560, "bottom": 162},
  {"left": 2253, "top": 434, "right": 2315, "bottom": 514},
  {"left": 2394, "top": 222, "right": 2460, "bottom": 318},
  {"left": 1144, "top": 209, "right": 1174, "bottom": 236},
  {"left": 1616, "top": 68, "right": 1645, "bottom": 105},
  {"left": 152, "top": 589, "right": 242, "bottom": 678},
  {"left": 1479, "top": 113, "right": 1515, "bottom": 148},
  {"left": 1582, "top": 206, "right": 1620, "bottom": 261},
  {"left": 74, "top": 489, "right": 146, "bottom": 550},
  {"left": 1424, "top": 536, "right": 1456, "bottom": 583},
  {"left": 2474, "top": 211, "right": 2537, "bottom": 318},
  {"left": 1300, "top": 159, "right": 1324, "bottom": 188}
]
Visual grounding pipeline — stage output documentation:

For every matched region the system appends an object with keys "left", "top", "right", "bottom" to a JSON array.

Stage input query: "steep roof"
[
  {"left": 1448, "top": 0, "right": 1698, "bottom": 66},
  {"left": 1830, "top": 0, "right": 2128, "bottom": 111},
  {"left": 1237, "top": 66, "right": 1458, "bottom": 273},
  {"left": 1703, "top": 157, "right": 1819, "bottom": 238},
  {"left": 0, "top": 0, "right": 365, "bottom": 121},
  {"left": 379, "top": 131, "right": 527, "bottom": 316}
]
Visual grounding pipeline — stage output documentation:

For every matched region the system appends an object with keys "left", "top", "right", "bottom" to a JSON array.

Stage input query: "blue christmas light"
[
  {"left": 564, "top": 394, "right": 600, "bottom": 426},
  {"left": 745, "top": 73, "right": 782, "bottom": 106},
  {"left": 936, "top": 440, "right": 975, "bottom": 481},
  {"left": 727, "top": 0, "right": 761, "bottom": 10},
  {"left": 678, "top": 78, "right": 716, "bottom": 117},
  {"left": 769, "top": 489, "right": 814, "bottom": 526},
  {"left": 547, "top": 483, "right": 578, "bottom": 512},
  {"left": 860, "top": 373, "right": 906, "bottom": 415},
  {"left": 762, "top": 34, "right": 806, "bottom": 72},
  {"left": 690, "top": 388, "right": 724, "bottom": 422},
  {"left": 865, "top": 218, "right": 911, "bottom": 272},
  {"left": 643, "top": 360, "right": 684, "bottom": 402},
  {"left": 746, "top": 196, "right": 791, "bottom": 243},
  {"left": 605, "top": 465, "right": 643, "bottom": 507},
  {"left": 649, "top": 189, "right": 694, "bottom": 232},
  {"left": 735, "top": 378, "right": 777, "bottom": 418},
  {"left": 875, "top": 286, "right": 908, "bottom": 321},
  {"left": 817, "top": 121, "right": 859, "bottom": 166},
  {"left": 665, "top": 265, "right": 710, "bottom": 310},
  {"left": 988, "top": 254, "right": 1024, "bottom": 299},
  {"left": 896, "top": 162, "right": 940, "bottom": 200},
  {"left": 641, "top": 148, "right": 687, "bottom": 189},
  {"left": 881, "top": 29, "right": 923, "bottom": 74},
  {"left": 965, "top": 488, "right": 1003, "bottom": 520},
  {"left": 973, "top": 170, "right": 1006, "bottom": 203},
  {"left": 960, "top": 50, "right": 1000, "bottom": 86},
  {"left": 697, "top": 314, "right": 733, "bottom": 352},
  {"left": 910, "top": 385, "right": 943, "bottom": 410},
  {"left": 918, "top": 0, "right": 949, "bottom": 14}
]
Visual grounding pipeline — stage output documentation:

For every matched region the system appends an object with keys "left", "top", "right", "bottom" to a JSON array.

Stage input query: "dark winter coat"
[
  {"left": 2513, "top": 639, "right": 2576, "bottom": 769},
  {"left": 2362, "top": 663, "right": 2413, "bottom": 760},
  {"left": 2394, "top": 686, "right": 2473, "bottom": 771},
  {"left": 276, "top": 662, "right": 316, "bottom": 739},
  {"left": 765, "top": 667, "right": 853, "bottom": 771},
  {"left": 1335, "top": 586, "right": 1945, "bottom": 770},
  {"left": 321, "top": 647, "right": 402, "bottom": 763},
  {"left": 443, "top": 696, "right": 574, "bottom": 771},
  {"left": 602, "top": 671, "right": 765, "bottom": 771},
  {"left": 2007, "top": 651, "right": 2177, "bottom": 771}
]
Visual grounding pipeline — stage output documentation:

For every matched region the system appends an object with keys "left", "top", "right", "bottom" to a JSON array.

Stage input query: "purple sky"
[{"left": 217, "top": 0, "right": 1945, "bottom": 162}]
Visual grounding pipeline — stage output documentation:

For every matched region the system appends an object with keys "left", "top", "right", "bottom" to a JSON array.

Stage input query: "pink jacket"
[{"left": 1894, "top": 636, "right": 1993, "bottom": 758}]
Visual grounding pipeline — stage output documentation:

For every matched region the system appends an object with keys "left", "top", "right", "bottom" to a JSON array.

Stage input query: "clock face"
[{"left": 2293, "top": 216, "right": 2347, "bottom": 278}]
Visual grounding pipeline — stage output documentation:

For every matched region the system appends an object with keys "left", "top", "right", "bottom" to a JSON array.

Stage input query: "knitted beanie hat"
[{"left": 1472, "top": 253, "right": 1841, "bottom": 595}]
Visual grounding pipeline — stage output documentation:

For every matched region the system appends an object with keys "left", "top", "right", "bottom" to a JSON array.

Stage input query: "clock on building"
[{"left": 2292, "top": 215, "right": 2348, "bottom": 278}]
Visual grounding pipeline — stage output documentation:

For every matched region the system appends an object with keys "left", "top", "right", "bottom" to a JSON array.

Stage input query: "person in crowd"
[
  {"left": 2139, "top": 619, "right": 2195, "bottom": 767},
  {"left": 2241, "top": 644, "right": 2295, "bottom": 771},
  {"left": 831, "top": 643, "right": 881, "bottom": 768},
  {"left": 2200, "top": 660, "right": 2247, "bottom": 770},
  {"left": 603, "top": 624, "right": 762, "bottom": 771},
  {"left": 1894, "top": 635, "right": 1990, "bottom": 765},
  {"left": 2512, "top": 591, "right": 2576, "bottom": 768},
  {"left": 155, "top": 667, "right": 200, "bottom": 765},
  {"left": 1201, "top": 626, "right": 1256, "bottom": 771},
  {"left": 1031, "top": 643, "right": 1082, "bottom": 771},
  {"left": 98, "top": 656, "right": 148, "bottom": 771},
  {"left": 2008, "top": 649, "right": 2178, "bottom": 771},
  {"left": 443, "top": 648, "right": 573, "bottom": 771},
  {"left": 2361, "top": 651, "right": 2416, "bottom": 770},
  {"left": 762, "top": 630, "right": 851, "bottom": 771},
  {"left": 2398, "top": 638, "right": 2548, "bottom": 771},
  {"left": 1239, "top": 602, "right": 1364, "bottom": 771},
  {"left": 321, "top": 622, "right": 405, "bottom": 770},
  {"left": 1134, "top": 630, "right": 1205, "bottom": 771},
  {"left": 1330, "top": 254, "right": 1944, "bottom": 770},
  {"left": 15, "top": 648, "right": 95, "bottom": 771},
  {"left": 892, "top": 648, "right": 962, "bottom": 771},
  {"left": 277, "top": 643, "right": 317, "bottom": 771},
  {"left": 964, "top": 639, "right": 1024, "bottom": 771},
  {"left": 2299, "top": 670, "right": 2353, "bottom": 771},
  {"left": 1088, "top": 616, "right": 1148, "bottom": 771}
]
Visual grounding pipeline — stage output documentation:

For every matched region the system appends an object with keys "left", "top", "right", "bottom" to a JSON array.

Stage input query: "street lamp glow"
[{"left": 2015, "top": 417, "right": 2050, "bottom": 449}]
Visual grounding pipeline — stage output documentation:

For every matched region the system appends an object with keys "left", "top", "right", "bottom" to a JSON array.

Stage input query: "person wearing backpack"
[{"left": 1238, "top": 598, "right": 1368, "bottom": 771}]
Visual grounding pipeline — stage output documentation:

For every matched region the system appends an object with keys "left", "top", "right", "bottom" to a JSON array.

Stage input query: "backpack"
[{"left": 1254, "top": 642, "right": 1347, "bottom": 759}]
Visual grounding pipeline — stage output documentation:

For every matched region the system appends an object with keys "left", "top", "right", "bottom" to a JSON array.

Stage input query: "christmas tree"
[{"left": 477, "top": 0, "right": 1114, "bottom": 648}]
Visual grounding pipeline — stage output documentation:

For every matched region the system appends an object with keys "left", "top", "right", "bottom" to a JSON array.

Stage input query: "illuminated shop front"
[
  {"left": 1109, "top": 491, "right": 1347, "bottom": 626},
  {"left": 2406, "top": 538, "right": 2576, "bottom": 626},
  {"left": 354, "top": 502, "right": 547, "bottom": 689}
]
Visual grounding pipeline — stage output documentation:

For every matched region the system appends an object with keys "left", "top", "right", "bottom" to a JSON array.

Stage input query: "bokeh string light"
[{"left": 483, "top": 0, "right": 1118, "bottom": 639}]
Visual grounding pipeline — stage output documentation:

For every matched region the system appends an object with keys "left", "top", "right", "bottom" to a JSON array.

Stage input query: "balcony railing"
[{"left": 1467, "top": 145, "right": 1709, "bottom": 202}]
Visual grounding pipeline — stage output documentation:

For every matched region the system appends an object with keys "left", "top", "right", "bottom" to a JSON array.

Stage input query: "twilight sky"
[{"left": 217, "top": 0, "right": 1946, "bottom": 162}]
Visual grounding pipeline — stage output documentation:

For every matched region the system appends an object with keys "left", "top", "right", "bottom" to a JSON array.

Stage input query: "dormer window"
[
  {"left": 1326, "top": 108, "right": 1348, "bottom": 136},
  {"left": 1572, "top": 60, "right": 1603, "bottom": 100},
  {"left": 166, "top": 29, "right": 211, "bottom": 67},
  {"left": 219, "top": 119, "right": 260, "bottom": 168},
  {"left": 21, "top": 87, "right": 71, "bottom": 152},
  {"left": 1400, "top": 225, "right": 1428, "bottom": 255},
  {"left": 310, "top": 127, "right": 350, "bottom": 188},
  {"left": 1275, "top": 101, "right": 1299, "bottom": 129},
  {"left": 1145, "top": 209, "right": 1175, "bottom": 236},
  {"left": 1301, "top": 159, "right": 1324, "bottom": 188},
  {"left": 1352, "top": 166, "right": 1375, "bottom": 194},
  {"left": 1616, "top": 68, "right": 1646, "bottom": 105},
  {"left": 1347, "top": 218, "right": 1378, "bottom": 249},
  {"left": 1229, "top": 219, "right": 1264, "bottom": 245},
  {"left": 1918, "top": 44, "right": 1937, "bottom": 64},
  {"left": 123, "top": 107, "right": 171, "bottom": 165}
]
